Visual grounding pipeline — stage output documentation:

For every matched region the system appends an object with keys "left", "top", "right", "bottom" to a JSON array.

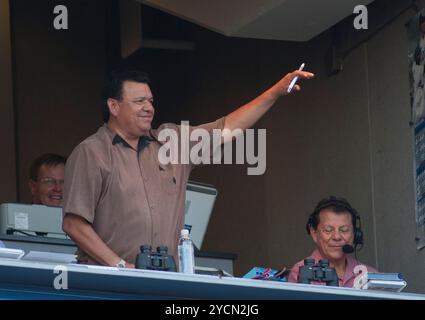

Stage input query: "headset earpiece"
[{"left": 352, "top": 212, "right": 364, "bottom": 247}]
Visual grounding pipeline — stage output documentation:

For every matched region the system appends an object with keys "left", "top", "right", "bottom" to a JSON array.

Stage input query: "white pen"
[{"left": 287, "top": 63, "right": 305, "bottom": 93}]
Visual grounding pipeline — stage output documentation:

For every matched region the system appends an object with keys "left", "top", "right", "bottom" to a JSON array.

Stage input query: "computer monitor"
[{"left": 184, "top": 181, "right": 218, "bottom": 250}]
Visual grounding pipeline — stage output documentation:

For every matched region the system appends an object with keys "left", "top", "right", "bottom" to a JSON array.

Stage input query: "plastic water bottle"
[{"left": 178, "top": 229, "right": 195, "bottom": 274}]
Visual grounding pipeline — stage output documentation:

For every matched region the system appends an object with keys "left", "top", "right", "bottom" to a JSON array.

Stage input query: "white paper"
[{"left": 14, "top": 212, "right": 29, "bottom": 230}]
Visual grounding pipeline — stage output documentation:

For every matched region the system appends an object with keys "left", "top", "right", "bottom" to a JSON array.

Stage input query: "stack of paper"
[{"left": 358, "top": 272, "right": 407, "bottom": 292}]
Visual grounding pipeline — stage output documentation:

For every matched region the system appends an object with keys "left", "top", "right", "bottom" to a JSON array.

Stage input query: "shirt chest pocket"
[{"left": 158, "top": 164, "right": 178, "bottom": 195}]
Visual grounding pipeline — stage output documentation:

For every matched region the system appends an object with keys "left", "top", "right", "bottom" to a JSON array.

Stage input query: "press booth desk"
[{"left": 0, "top": 259, "right": 424, "bottom": 300}]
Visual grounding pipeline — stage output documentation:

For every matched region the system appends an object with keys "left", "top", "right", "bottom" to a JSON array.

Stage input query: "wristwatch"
[{"left": 116, "top": 259, "right": 126, "bottom": 268}]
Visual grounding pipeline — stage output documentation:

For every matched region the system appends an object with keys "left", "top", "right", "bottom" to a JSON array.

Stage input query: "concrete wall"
[
  {"left": 367, "top": 10, "right": 425, "bottom": 292},
  {"left": 10, "top": 0, "right": 107, "bottom": 203}
]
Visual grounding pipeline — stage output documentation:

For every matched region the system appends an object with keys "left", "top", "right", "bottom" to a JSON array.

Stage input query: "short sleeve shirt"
[{"left": 63, "top": 117, "right": 225, "bottom": 264}]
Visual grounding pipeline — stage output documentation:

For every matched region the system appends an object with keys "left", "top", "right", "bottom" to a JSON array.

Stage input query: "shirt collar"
[
  {"left": 104, "top": 124, "right": 155, "bottom": 153},
  {"left": 112, "top": 134, "right": 153, "bottom": 152}
]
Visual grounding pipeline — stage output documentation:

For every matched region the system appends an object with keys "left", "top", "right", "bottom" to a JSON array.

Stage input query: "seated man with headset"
[{"left": 288, "top": 196, "right": 377, "bottom": 287}]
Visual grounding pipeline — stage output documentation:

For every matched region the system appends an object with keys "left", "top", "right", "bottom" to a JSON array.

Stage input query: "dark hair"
[
  {"left": 29, "top": 153, "right": 66, "bottom": 181},
  {"left": 101, "top": 68, "right": 151, "bottom": 123},
  {"left": 306, "top": 196, "right": 357, "bottom": 233}
]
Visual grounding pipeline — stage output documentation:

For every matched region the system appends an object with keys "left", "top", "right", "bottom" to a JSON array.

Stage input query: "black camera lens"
[
  {"left": 157, "top": 246, "right": 168, "bottom": 254},
  {"left": 319, "top": 259, "right": 329, "bottom": 267},
  {"left": 140, "top": 245, "right": 152, "bottom": 253},
  {"left": 304, "top": 258, "right": 315, "bottom": 266}
]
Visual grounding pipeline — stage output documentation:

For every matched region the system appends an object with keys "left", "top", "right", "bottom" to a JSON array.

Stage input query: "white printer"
[{"left": 0, "top": 203, "right": 68, "bottom": 239}]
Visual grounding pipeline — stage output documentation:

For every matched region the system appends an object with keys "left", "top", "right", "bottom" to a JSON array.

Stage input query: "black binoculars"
[
  {"left": 298, "top": 258, "right": 339, "bottom": 286},
  {"left": 135, "top": 245, "right": 177, "bottom": 272}
]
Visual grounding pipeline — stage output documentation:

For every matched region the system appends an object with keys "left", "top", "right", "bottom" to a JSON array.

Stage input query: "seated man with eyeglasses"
[
  {"left": 28, "top": 153, "right": 66, "bottom": 207},
  {"left": 288, "top": 196, "right": 377, "bottom": 287}
]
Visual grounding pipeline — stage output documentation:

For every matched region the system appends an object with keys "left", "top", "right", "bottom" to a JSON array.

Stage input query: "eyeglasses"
[{"left": 38, "top": 177, "right": 64, "bottom": 187}]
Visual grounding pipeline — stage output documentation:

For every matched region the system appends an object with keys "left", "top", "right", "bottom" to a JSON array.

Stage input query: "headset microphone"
[{"left": 342, "top": 244, "right": 355, "bottom": 254}]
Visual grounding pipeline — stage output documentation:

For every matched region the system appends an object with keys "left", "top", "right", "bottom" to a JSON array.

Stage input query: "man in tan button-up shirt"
[{"left": 63, "top": 67, "right": 314, "bottom": 268}]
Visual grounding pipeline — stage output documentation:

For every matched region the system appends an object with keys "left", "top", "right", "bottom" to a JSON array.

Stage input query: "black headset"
[{"left": 306, "top": 196, "right": 364, "bottom": 249}]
